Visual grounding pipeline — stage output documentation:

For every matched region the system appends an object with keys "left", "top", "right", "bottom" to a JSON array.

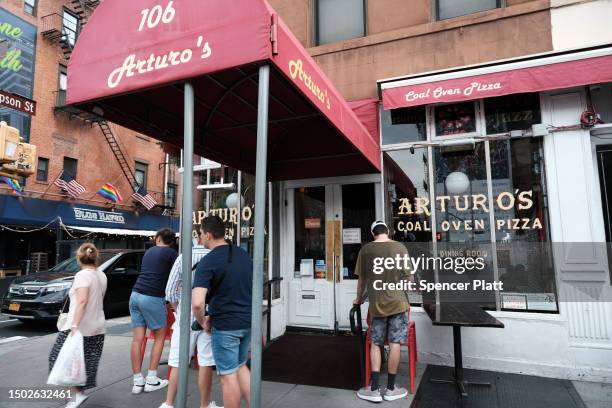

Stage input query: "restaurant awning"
[
  {"left": 67, "top": 0, "right": 380, "bottom": 180},
  {"left": 67, "top": 3, "right": 381, "bottom": 407},
  {"left": 380, "top": 45, "right": 612, "bottom": 110}
]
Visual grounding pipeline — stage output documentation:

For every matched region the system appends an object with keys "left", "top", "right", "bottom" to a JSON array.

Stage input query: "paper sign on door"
[
  {"left": 300, "top": 259, "right": 314, "bottom": 291},
  {"left": 342, "top": 228, "right": 361, "bottom": 244}
]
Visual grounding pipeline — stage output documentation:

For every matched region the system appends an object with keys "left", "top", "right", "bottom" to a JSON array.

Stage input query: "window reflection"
[
  {"left": 489, "top": 139, "right": 557, "bottom": 311},
  {"left": 382, "top": 106, "right": 427, "bottom": 145},
  {"left": 433, "top": 142, "right": 490, "bottom": 242},
  {"left": 485, "top": 93, "right": 541, "bottom": 134},
  {"left": 385, "top": 150, "right": 431, "bottom": 243},
  {"left": 342, "top": 184, "right": 376, "bottom": 280},
  {"left": 384, "top": 149, "right": 432, "bottom": 305}
]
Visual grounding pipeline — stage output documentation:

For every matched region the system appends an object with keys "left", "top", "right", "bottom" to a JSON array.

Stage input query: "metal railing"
[
  {"left": 41, "top": 13, "right": 63, "bottom": 37},
  {"left": 41, "top": 13, "right": 79, "bottom": 54}
]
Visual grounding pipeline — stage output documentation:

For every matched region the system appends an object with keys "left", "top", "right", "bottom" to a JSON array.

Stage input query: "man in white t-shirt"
[{"left": 159, "top": 228, "right": 221, "bottom": 408}]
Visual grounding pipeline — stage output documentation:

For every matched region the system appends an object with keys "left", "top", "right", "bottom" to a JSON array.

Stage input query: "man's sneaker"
[
  {"left": 383, "top": 386, "right": 408, "bottom": 401},
  {"left": 206, "top": 402, "right": 223, "bottom": 408},
  {"left": 144, "top": 377, "right": 169, "bottom": 392},
  {"left": 159, "top": 403, "right": 173, "bottom": 408},
  {"left": 357, "top": 387, "right": 383, "bottom": 403},
  {"left": 132, "top": 382, "right": 145, "bottom": 394}
]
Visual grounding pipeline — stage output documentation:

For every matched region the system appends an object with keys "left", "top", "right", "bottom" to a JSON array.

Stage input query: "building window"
[
  {"left": 484, "top": 93, "right": 541, "bottom": 134},
  {"left": 436, "top": 0, "right": 501, "bottom": 21},
  {"left": 57, "top": 65, "right": 67, "bottom": 106},
  {"left": 433, "top": 101, "right": 478, "bottom": 137},
  {"left": 382, "top": 106, "right": 427, "bottom": 145},
  {"left": 36, "top": 157, "right": 49, "bottom": 182},
  {"left": 166, "top": 183, "right": 177, "bottom": 208},
  {"left": 63, "top": 156, "right": 77, "bottom": 178},
  {"left": 134, "top": 161, "right": 148, "bottom": 189},
  {"left": 62, "top": 9, "right": 80, "bottom": 47},
  {"left": 315, "top": 0, "right": 366, "bottom": 46},
  {"left": 24, "top": 0, "right": 37, "bottom": 16}
]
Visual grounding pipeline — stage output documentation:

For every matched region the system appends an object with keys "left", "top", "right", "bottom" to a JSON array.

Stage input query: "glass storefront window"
[
  {"left": 433, "top": 142, "right": 496, "bottom": 309},
  {"left": 385, "top": 149, "right": 431, "bottom": 243},
  {"left": 207, "top": 167, "right": 239, "bottom": 241},
  {"left": 489, "top": 138, "right": 557, "bottom": 312},
  {"left": 193, "top": 165, "right": 277, "bottom": 299},
  {"left": 341, "top": 183, "right": 375, "bottom": 280},
  {"left": 485, "top": 93, "right": 541, "bottom": 134},
  {"left": 384, "top": 149, "right": 432, "bottom": 305},
  {"left": 433, "top": 101, "right": 477, "bottom": 136},
  {"left": 433, "top": 143, "right": 490, "bottom": 243},
  {"left": 381, "top": 93, "right": 557, "bottom": 313},
  {"left": 294, "top": 187, "right": 326, "bottom": 278},
  {"left": 381, "top": 106, "right": 427, "bottom": 145}
]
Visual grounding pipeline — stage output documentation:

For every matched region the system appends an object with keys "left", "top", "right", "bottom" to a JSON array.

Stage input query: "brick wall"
[{"left": 268, "top": 0, "right": 553, "bottom": 100}]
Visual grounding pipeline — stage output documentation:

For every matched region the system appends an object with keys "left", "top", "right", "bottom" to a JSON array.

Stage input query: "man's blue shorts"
[
  {"left": 211, "top": 327, "right": 251, "bottom": 375},
  {"left": 129, "top": 291, "right": 167, "bottom": 330}
]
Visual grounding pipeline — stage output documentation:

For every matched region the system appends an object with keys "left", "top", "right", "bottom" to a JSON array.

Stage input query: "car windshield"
[{"left": 48, "top": 252, "right": 117, "bottom": 273}]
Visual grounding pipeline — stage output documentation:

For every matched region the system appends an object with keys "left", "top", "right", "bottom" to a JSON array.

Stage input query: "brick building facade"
[{"left": 0, "top": 0, "right": 179, "bottom": 272}]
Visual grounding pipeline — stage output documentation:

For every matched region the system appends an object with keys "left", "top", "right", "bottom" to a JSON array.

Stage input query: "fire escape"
[{"left": 41, "top": 1, "right": 141, "bottom": 196}]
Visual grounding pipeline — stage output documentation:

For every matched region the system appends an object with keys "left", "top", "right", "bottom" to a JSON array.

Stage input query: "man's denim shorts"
[
  {"left": 211, "top": 327, "right": 251, "bottom": 375},
  {"left": 129, "top": 291, "right": 167, "bottom": 330}
]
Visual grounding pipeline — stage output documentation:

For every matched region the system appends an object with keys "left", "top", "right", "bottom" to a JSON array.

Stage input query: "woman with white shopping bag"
[{"left": 48, "top": 243, "right": 108, "bottom": 408}]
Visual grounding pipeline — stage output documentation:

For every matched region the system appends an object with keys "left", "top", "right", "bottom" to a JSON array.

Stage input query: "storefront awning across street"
[
  {"left": 66, "top": 1, "right": 381, "bottom": 407},
  {"left": 380, "top": 46, "right": 612, "bottom": 109}
]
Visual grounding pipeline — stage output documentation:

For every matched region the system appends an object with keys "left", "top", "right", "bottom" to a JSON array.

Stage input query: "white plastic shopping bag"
[{"left": 47, "top": 331, "right": 87, "bottom": 387}]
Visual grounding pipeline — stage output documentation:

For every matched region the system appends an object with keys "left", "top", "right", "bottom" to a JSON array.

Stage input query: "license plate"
[{"left": 8, "top": 303, "right": 20, "bottom": 312}]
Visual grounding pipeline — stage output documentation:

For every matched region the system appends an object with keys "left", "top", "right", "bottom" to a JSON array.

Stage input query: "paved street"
[{"left": 0, "top": 318, "right": 56, "bottom": 343}]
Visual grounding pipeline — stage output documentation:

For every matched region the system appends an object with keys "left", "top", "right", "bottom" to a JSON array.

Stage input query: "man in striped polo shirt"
[{"left": 159, "top": 228, "right": 222, "bottom": 408}]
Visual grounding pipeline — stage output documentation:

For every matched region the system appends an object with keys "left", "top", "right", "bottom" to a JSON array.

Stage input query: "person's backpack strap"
[{"left": 209, "top": 239, "right": 233, "bottom": 298}]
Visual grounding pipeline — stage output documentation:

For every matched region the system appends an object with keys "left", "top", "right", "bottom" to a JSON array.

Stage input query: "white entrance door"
[{"left": 286, "top": 177, "right": 380, "bottom": 330}]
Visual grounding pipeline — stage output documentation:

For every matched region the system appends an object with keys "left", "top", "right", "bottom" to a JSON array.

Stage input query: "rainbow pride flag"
[
  {"left": 97, "top": 182, "right": 123, "bottom": 203},
  {"left": 0, "top": 176, "right": 23, "bottom": 195}
]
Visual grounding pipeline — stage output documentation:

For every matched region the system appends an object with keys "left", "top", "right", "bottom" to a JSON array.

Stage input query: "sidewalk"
[
  {"left": 0, "top": 316, "right": 422, "bottom": 408},
  {"left": 0, "top": 316, "right": 609, "bottom": 408}
]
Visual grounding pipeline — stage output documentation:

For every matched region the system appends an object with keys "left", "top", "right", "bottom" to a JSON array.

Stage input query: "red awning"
[
  {"left": 67, "top": 0, "right": 379, "bottom": 180},
  {"left": 381, "top": 47, "right": 612, "bottom": 109},
  {"left": 348, "top": 98, "right": 380, "bottom": 142}
]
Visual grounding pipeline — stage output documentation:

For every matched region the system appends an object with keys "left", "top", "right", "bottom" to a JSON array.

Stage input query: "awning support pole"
[
  {"left": 250, "top": 64, "right": 270, "bottom": 408},
  {"left": 176, "top": 81, "right": 195, "bottom": 408}
]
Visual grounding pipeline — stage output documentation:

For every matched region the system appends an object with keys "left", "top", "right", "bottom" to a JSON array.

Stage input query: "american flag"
[
  {"left": 132, "top": 186, "right": 157, "bottom": 210},
  {"left": 54, "top": 171, "right": 86, "bottom": 198}
]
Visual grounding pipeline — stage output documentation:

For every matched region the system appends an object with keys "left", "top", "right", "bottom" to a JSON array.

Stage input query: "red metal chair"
[
  {"left": 140, "top": 303, "right": 175, "bottom": 378},
  {"left": 364, "top": 311, "right": 418, "bottom": 394}
]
